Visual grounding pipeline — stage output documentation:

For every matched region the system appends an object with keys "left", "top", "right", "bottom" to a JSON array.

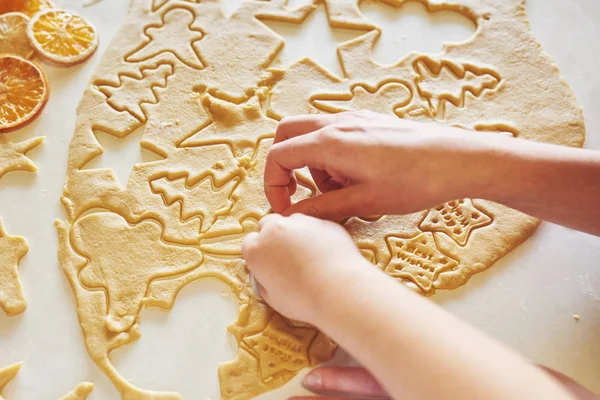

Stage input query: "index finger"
[
  {"left": 264, "top": 131, "right": 329, "bottom": 213},
  {"left": 275, "top": 114, "right": 335, "bottom": 144}
]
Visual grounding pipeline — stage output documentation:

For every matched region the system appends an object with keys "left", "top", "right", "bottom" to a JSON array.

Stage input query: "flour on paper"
[{"left": 57, "top": 0, "right": 584, "bottom": 398}]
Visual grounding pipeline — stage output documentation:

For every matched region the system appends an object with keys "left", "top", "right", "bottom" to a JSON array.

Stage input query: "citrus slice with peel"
[
  {"left": 27, "top": 9, "right": 98, "bottom": 66},
  {"left": 0, "top": 13, "right": 35, "bottom": 59},
  {"left": 20, "top": 0, "right": 55, "bottom": 17},
  {"left": 0, "top": 0, "right": 54, "bottom": 17},
  {"left": 0, "top": 0, "right": 26, "bottom": 15},
  {"left": 0, "top": 55, "right": 49, "bottom": 133}
]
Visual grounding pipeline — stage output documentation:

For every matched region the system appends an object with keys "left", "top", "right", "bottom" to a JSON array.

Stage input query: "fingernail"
[{"left": 302, "top": 371, "right": 322, "bottom": 389}]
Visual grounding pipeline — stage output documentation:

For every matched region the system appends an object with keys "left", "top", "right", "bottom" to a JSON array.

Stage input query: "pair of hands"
[
  {"left": 243, "top": 111, "right": 473, "bottom": 399},
  {"left": 244, "top": 110, "right": 498, "bottom": 323},
  {"left": 242, "top": 111, "right": 599, "bottom": 399}
]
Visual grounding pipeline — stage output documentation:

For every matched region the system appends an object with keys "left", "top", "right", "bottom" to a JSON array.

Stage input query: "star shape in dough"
[
  {"left": 0, "top": 136, "right": 45, "bottom": 181},
  {"left": 72, "top": 212, "right": 203, "bottom": 333},
  {"left": 260, "top": 4, "right": 368, "bottom": 77},
  {"left": 243, "top": 313, "right": 317, "bottom": 381},
  {"left": 180, "top": 93, "right": 277, "bottom": 154},
  {"left": 0, "top": 219, "right": 28, "bottom": 316},
  {"left": 419, "top": 199, "right": 493, "bottom": 246},
  {"left": 385, "top": 232, "right": 459, "bottom": 294}
]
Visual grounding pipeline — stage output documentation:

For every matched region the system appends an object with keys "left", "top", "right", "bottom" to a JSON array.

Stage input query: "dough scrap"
[
  {"left": 57, "top": 0, "right": 585, "bottom": 398},
  {"left": 58, "top": 382, "right": 95, "bottom": 400},
  {"left": 0, "top": 136, "right": 44, "bottom": 180},
  {"left": 0, "top": 362, "right": 21, "bottom": 399},
  {"left": 0, "top": 218, "right": 28, "bottom": 316},
  {"left": 0, "top": 363, "right": 93, "bottom": 400}
]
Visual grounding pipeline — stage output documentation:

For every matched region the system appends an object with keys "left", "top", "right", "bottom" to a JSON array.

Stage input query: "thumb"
[{"left": 283, "top": 184, "right": 369, "bottom": 221}]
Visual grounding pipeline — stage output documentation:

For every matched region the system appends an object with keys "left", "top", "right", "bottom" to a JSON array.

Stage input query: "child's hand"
[
  {"left": 242, "top": 213, "right": 370, "bottom": 324},
  {"left": 264, "top": 111, "right": 501, "bottom": 221}
]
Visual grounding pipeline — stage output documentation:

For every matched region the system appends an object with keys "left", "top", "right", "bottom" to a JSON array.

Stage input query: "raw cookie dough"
[
  {"left": 0, "top": 218, "right": 28, "bottom": 316},
  {"left": 0, "top": 136, "right": 44, "bottom": 316},
  {"left": 58, "top": 382, "right": 95, "bottom": 400},
  {"left": 0, "top": 362, "right": 94, "bottom": 400},
  {"left": 0, "top": 136, "right": 44, "bottom": 180},
  {"left": 57, "top": 0, "right": 584, "bottom": 398},
  {"left": 0, "top": 363, "right": 21, "bottom": 400}
]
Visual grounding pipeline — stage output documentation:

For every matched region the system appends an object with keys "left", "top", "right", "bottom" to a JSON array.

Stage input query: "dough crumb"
[{"left": 573, "top": 314, "right": 580, "bottom": 321}]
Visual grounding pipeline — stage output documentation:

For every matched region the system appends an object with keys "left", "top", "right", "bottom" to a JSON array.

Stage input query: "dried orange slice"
[
  {"left": 0, "top": 13, "right": 35, "bottom": 59},
  {"left": 27, "top": 9, "right": 98, "bottom": 66},
  {"left": 0, "top": 0, "right": 26, "bottom": 15},
  {"left": 20, "top": 0, "right": 55, "bottom": 17},
  {"left": 0, "top": 55, "right": 49, "bottom": 133}
]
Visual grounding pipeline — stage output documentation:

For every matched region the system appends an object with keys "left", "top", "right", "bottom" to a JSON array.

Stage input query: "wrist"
[
  {"left": 434, "top": 131, "right": 523, "bottom": 202},
  {"left": 309, "top": 259, "right": 390, "bottom": 330}
]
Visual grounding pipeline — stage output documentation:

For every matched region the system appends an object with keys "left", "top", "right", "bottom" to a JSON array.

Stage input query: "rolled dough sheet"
[{"left": 56, "top": 0, "right": 585, "bottom": 398}]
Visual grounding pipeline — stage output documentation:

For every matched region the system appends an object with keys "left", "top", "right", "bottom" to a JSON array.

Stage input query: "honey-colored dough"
[
  {"left": 58, "top": 382, "right": 94, "bottom": 400},
  {"left": 0, "top": 218, "right": 28, "bottom": 316},
  {"left": 57, "top": 0, "right": 584, "bottom": 398},
  {"left": 0, "top": 136, "right": 44, "bottom": 180},
  {"left": 0, "top": 362, "right": 93, "bottom": 400},
  {"left": 0, "top": 362, "right": 21, "bottom": 400},
  {"left": 0, "top": 136, "right": 44, "bottom": 316}
]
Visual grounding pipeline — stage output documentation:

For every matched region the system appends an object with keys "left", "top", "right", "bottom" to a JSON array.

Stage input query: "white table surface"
[{"left": 0, "top": 0, "right": 598, "bottom": 398}]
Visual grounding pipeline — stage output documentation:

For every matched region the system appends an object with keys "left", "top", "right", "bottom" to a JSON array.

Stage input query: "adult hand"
[{"left": 264, "top": 111, "right": 503, "bottom": 221}]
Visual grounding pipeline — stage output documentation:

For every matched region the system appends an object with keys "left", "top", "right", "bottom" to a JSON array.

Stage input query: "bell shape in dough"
[{"left": 71, "top": 212, "right": 203, "bottom": 333}]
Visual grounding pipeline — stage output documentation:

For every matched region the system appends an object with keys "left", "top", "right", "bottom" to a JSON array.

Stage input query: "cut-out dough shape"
[
  {"left": 243, "top": 313, "right": 318, "bottom": 382},
  {"left": 0, "top": 362, "right": 21, "bottom": 399},
  {"left": 150, "top": 173, "right": 239, "bottom": 232},
  {"left": 420, "top": 199, "right": 492, "bottom": 246},
  {"left": 0, "top": 362, "right": 93, "bottom": 400},
  {"left": 385, "top": 232, "right": 459, "bottom": 294},
  {"left": 205, "top": 137, "right": 273, "bottom": 239},
  {"left": 71, "top": 212, "right": 203, "bottom": 333},
  {"left": 58, "top": 382, "right": 95, "bottom": 400},
  {"left": 0, "top": 136, "right": 44, "bottom": 181},
  {"left": 58, "top": 0, "right": 585, "bottom": 398},
  {"left": 0, "top": 218, "right": 28, "bottom": 316},
  {"left": 97, "top": 63, "right": 174, "bottom": 122},
  {"left": 268, "top": 57, "right": 351, "bottom": 118},
  {"left": 126, "top": 8, "right": 204, "bottom": 69},
  {"left": 181, "top": 91, "right": 277, "bottom": 153},
  {"left": 413, "top": 57, "right": 501, "bottom": 118},
  {"left": 313, "top": 81, "right": 412, "bottom": 115}
]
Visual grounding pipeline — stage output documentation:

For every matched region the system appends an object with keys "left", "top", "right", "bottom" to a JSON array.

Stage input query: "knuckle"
[
  {"left": 262, "top": 218, "right": 289, "bottom": 235},
  {"left": 241, "top": 240, "right": 258, "bottom": 261},
  {"left": 319, "top": 126, "right": 345, "bottom": 146}
]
